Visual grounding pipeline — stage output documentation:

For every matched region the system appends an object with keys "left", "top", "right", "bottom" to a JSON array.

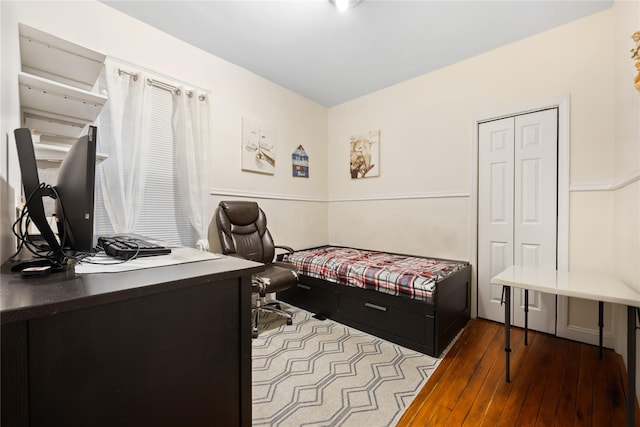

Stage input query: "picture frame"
[
  {"left": 241, "top": 116, "right": 275, "bottom": 175},
  {"left": 349, "top": 129, "right": 380, "bottom": 179}
]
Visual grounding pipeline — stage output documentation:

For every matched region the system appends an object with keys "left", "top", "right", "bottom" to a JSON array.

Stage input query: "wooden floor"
[{"left": 398, "top": 318, "right": 640, "bottom": 426}]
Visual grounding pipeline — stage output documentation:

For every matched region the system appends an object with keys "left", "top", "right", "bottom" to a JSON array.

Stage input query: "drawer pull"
[
  {"left": 365, "top": 302, "right": 387, "bottom": 312},
  {"left": 297, "top": 284, "right": 312, "bottom": 291}
]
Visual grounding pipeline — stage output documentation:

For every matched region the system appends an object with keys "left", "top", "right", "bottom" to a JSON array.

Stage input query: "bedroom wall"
[
  {"left": 613, "top": 0, "right": 640, "bottom": 295},
  {"left": 0, "top": 1, "right": 20, "bottom": 266},
  {"left": 327, "top": 4, "right": 620, "bottom": 349},
  {"left": 327, "top": 9, "right": 615, "bottom": 270},
  {"left": 327, "top": 0, "right": 639, "bottom": 389},
  {"left": 0, "top": 0, "right": 329, "bottom": 261},
  {"left": 611, "top": 0, "right": 640, "bottom": 393}
]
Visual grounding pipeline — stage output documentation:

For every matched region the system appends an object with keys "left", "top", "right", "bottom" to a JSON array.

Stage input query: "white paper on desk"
[{"left": 75, "top": 247, "right": 222, "bottom": 274}]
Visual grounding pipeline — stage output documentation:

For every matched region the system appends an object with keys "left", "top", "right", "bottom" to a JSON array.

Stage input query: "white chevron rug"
[{"left": 252, "top": 306, "right": 444, "bottom": 427}]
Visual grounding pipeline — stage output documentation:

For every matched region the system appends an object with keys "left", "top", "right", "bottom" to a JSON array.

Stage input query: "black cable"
[
  {"left": 12, "top": 185, "right": 138, "bottom": 269},
  {"left": 48, "top": 185, "right": 67, "bottom": 250},
  {"left": 10, "top": 183, "right": 65, "bottom": 268},
  {"left": 116, "top": 236, "right": 141, "bottom": 261},
  {"left": 72, "top": 239, "right": 133, "bottom": 265}
]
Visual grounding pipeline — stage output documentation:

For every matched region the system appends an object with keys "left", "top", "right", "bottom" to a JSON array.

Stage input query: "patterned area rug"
[{"left": 252, "top": 306, "right": 445, "bottom": 427}]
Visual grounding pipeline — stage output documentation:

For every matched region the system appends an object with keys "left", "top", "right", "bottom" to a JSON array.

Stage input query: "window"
[{"left": 94, "top": 85, "right": 197, "bottom": 247}]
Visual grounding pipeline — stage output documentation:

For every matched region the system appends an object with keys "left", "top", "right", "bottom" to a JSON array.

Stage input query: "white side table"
[{"left": 492, "top": 266, "right": 640, "bottom": 427}]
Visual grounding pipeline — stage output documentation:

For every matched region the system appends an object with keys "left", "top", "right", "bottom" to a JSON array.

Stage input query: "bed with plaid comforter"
[{"left": 282, "top": 246, "right": 468, "bottom": 303}]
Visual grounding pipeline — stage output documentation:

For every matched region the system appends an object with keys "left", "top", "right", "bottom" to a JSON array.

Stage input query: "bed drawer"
[
  {"left": 277, "top": 279, "right": 339, "bottom": 318},
  {"left": 338, "top": 294, "right": 432, "bottom": 345}
]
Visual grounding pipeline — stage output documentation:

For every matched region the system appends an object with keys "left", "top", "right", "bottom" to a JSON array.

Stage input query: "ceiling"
[{"left": 102, "top": 0, "right": 613, "bottom": 107}]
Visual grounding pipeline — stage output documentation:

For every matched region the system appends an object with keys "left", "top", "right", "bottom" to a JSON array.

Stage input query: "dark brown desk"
[{"left": 1, "top": 252, "right": 263, "bottom": 427}]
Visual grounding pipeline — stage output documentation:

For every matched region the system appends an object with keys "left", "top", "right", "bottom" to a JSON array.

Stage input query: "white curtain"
[
  {"left": 95, "top": 59, "right": 152, "bottom": 233},
  {"left": 171, "top": 86, "right": 211, "bottom": 251}
]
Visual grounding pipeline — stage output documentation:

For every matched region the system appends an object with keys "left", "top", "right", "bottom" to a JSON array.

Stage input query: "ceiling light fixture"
[{"left": 329, "top": 0, "right": 363, "bottom": 12}]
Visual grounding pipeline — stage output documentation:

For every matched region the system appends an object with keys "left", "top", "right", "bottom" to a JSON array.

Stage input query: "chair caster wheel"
[
  {"left": 252, "top": 329, "right": 258, "bottom": 338},
  {"left": 286, "top": 318, "right": 292, "bottom": 326}
]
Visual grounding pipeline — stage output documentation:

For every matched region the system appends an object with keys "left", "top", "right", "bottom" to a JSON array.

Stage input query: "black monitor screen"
[{"left": 55, "top": 126, "right": 97, "bottom": 252}]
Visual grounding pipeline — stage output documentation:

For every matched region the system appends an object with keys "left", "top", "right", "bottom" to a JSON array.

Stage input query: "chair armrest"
[
  {"left": 275, "top": 245, "right": 294, "bottom": 254},
  {"left": 275, "top": 245, "right": 294, "bottom": 262}
]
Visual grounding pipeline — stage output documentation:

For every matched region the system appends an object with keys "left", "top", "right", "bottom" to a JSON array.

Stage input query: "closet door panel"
[
  {"left": 513, "top": 109, "right": 558, "bottom": 333},
  {"left": 478, "top": 117, "right": 514, "bottom": 323},
  {"left": 478, "top": 109, "right": 558, "bottom": 332}
]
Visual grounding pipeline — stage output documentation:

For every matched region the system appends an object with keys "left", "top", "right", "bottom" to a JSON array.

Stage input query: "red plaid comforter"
[{"left": 282, "top": 246, "right": 467, "bottom": 302}]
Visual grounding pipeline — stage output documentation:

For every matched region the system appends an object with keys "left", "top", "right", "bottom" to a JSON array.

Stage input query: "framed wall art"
[
  {"left": 292, "top": 145, "right": 309, "bottom": 178},
  {"left": 349, "top": 129, "right": 380, "bottom": 179},
  {"left": 242, "top": 116, "right": 275, "bottom": 175}
]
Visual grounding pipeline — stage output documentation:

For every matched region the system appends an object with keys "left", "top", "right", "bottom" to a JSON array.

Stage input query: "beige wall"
[
  {"left": 0, "top": 0, "right": 329, "bottom": 260},
  {"left": 611, "top": 0, "right": 640, "bottom": 392},
  {"left": 327, "top": 0, "right": 640, "bottom": 387},
  {"left": 613, "top": 0, "right": 640, "bottom": 292},
  {"left": 327, "top": 0, "right": 640, "bottom": 377},
  {"left": 328, "top": 8, "right": 615, "bottom": 265}
]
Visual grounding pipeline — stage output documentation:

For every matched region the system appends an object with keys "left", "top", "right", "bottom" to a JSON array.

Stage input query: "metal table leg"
[
  {"left": 524, "top": 289, "right": 529, "bottom": 346},
  {"left": 503, "top": 285, "right": 512, "bottom": 383},
  {"left": 598, "top": 301, "right": 604, "bottom": 359},
  {"left": 627, "top": 306, "right": 637, "bottom": 427}
]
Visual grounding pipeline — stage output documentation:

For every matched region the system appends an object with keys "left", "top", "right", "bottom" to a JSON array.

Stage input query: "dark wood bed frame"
[{"left": 277, "top": 247, "right": 471, "bottom": 357}]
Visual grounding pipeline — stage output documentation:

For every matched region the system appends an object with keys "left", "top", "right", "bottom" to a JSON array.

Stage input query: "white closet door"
[
  {"left": 512, "top": 110, "right": 558, "bottom": 333},
  {"left": 477, "top": 117, "right": 515, "bottom": 323},
  {"left": 477, "top": 109, "right": 558, "bottom": 333}
]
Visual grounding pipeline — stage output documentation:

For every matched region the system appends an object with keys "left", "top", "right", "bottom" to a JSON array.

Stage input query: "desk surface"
[
  {"left": 491, "top": 266, "right": 640, "bottom": 307},
  {"left": 1, "top": 251, "right": 263, "bottom": 324}
]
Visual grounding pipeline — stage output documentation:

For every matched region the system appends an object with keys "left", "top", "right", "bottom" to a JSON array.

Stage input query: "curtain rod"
[
  {"left": 117, "top": 68, "right": 138, "bottom": 81},
  {"left": 117, "top": 67, "right": 206, "bottom": 101},
  {"left": 146, "top": 78, "right": 206, "bottom": 101},
  {"left": 146, "top": 78, "right": 181, "bottom": 95}
]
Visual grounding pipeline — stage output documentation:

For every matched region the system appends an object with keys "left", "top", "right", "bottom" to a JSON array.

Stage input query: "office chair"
[{"left": 215, "top": 201, "right": 298, "bottom": 338}]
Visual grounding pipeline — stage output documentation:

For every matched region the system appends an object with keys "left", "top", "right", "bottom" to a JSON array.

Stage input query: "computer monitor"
[
  {"left": 55, "top": 126, "right": 97, "bottom": 252},
  {"left": 13, "top": 126, "right": 97, "bottom": 268}
]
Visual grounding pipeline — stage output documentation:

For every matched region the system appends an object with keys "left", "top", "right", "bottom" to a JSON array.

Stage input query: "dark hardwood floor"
[{"left": 398, "top": 318, "right": 640, "bottom": 426}]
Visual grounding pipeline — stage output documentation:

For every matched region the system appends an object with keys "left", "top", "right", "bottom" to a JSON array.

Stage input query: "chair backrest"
[{"left": 215, "top": 201, "right": 276, "bottom": 264}]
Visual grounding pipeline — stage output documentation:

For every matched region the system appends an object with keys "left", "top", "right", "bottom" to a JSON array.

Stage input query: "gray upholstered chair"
[{"left": 215, "top": 201, "right": 297, "bottom": 338}]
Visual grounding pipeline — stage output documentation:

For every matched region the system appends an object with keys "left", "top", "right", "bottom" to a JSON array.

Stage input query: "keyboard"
[{"left": 98, "top": 236, "right": 172, "bottom": 260}]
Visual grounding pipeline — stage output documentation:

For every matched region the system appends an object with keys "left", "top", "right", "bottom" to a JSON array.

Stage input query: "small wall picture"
[
  {"left": 242, "top": 116, "right": 275, "bottom": 175},
  {"left": 349, "top": 129, "right": 380, "bottom": 179},
  {"left": 292, "top": 145, "right": 309, "bottom": 178}
]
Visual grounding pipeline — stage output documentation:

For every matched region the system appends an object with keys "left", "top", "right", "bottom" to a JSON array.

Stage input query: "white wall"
[
  {"left": 0, "top": 0, "right": 329, "bottom": 260},
  {"left": 327, "top": 0, "right": 640, "bottom": 395},
  {"left": 613, "top": 0, "right": 640, "bottom": 292},
  {"left": 0, "top": 1, "right": 22, "bottom": 264},
  {"left": 611, "top": 0, "right": 640, "bottom": 395},
  {"left": 328, "top": 9, "right": 615, "bottom": 267}
]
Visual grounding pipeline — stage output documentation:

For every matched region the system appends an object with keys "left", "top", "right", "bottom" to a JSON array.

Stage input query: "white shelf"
[
  {"left": 19, "top": 72, "right": 107, "bottom": 123},
  {"left": 17, "top": 23, "right": 108, "bottom": 160},
  {"left": 19, "top": 23, "right": 105, "bottom": 91},
  {"left": 33, "top": 141, "right": 108, "bottom": 169},
  {"left": 23, "top": 111, "right": 88, "bottom": 139}
]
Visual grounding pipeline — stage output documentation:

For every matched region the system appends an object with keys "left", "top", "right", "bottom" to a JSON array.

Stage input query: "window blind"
[{"left": 94, "top": 85, "right": 197, "bottom": 247}]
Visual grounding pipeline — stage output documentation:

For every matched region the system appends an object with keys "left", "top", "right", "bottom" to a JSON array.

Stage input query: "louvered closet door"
[{"left": 477, "top": 109, "right": 558, "bottom": 334}]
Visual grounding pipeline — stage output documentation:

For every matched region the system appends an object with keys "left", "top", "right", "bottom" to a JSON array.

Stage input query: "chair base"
[{"left": 252, "top": 298, "right": 293, "bottom": 338}]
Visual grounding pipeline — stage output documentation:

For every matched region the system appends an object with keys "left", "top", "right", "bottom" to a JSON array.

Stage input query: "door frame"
[{"left": 470, "top": 96, "right": 570, "bottom": 330}]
